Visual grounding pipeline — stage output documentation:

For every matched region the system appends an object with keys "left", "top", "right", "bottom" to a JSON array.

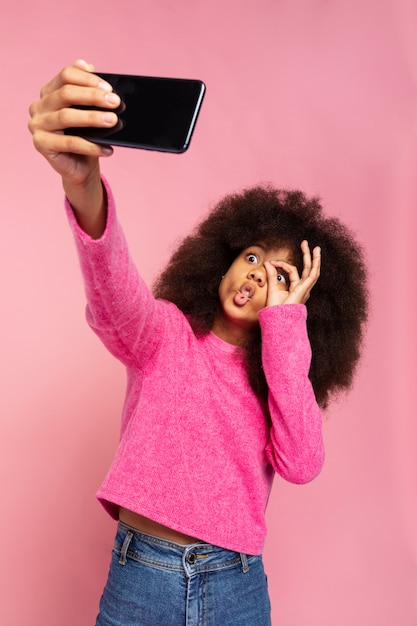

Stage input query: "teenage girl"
[{"left": 28, "top": 59, "right": 368, "bottom": 626}]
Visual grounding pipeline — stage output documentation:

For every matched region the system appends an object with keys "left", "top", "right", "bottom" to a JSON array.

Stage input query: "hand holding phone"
[{"left": 64, "top": 73, "right": 206, "bottom": 153}]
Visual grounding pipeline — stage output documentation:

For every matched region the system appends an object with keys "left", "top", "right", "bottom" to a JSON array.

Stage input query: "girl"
[{"left": 29, "top": 60, "right": 368, "bottom": 626}]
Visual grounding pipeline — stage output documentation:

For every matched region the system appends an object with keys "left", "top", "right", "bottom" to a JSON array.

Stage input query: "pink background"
[{"left": 1, "top": 1, "right": 416, "bottom": 624}]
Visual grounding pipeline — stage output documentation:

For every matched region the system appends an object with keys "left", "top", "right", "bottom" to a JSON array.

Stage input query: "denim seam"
[{"left": 201, "top": 571, "right": 209, "bottom": 626}]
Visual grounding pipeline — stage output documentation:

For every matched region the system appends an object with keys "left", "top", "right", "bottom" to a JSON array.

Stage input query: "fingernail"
[
  {"left": 105, "top": 92, "right": 120, "bottom": 105},
  {"left": 98, "top": 81, "right": 113, "bottom": 92},
  {"left": 101, "top": 146, "right": 113, "bottom": 156},
  {"left": 77, "top": 59, "right": 94, "bottom": 71},
  {"left": 102, "top": 112, "right": 117, "bottom": 125}
]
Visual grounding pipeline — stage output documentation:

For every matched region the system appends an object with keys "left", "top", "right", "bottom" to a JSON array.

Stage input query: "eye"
[
  {"left": 277, "top": 271, "right": 288, "bottom": 286},
  {"left": 246, "top": 252, "right": 259, "bottom": 264}
]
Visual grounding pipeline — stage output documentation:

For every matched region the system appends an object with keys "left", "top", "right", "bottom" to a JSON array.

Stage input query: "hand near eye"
[{"left": 265, "top": 240, "right": 321, "bottom": 306}]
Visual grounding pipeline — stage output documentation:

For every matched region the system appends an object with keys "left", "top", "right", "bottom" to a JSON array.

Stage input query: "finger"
[
  {"left": 29, "top": 88, "right": 121, "bottom": 138},
  {"left": 74, "top": 58, "right": 95, "bottom": 72},
  {"left": 40, "top": 83, "right": 120, "bottom": 116},
  {"left": 31, "top": 128, "right": 113, "bottom": 159},
  {"left": 300, "top": 240, "right": 313, "bottom": 280},
  {"left": 40, "top": 63, "right": 113, "bottom": 100},
  {"left": 309, "top": 245, "right": 321, "bottom": 281},
  {"left": 264, "top": 260, "right": 280, "bottom": 284},
  {"left": 312, "top": 245, "right": 321, "bottom": 265},
  {"left": 40, "top": 106, "right": 119, "bottom": 134},
  {"left": 29, "top": 63, "right": 117, "bottom": 132},
  {"left": 264, "top": 261, "right": 291, "bottom": 306},
  {"left": 269, "top": 259, "right": 300, "bottom": 285}
]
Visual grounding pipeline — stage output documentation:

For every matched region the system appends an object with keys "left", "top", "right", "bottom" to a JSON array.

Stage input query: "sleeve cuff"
[
  {"left": 64, "top": 176, "right": 116, "bottom": 246},
  {"left": 258, "top": 303, "right": 307, "bottom": 325}
]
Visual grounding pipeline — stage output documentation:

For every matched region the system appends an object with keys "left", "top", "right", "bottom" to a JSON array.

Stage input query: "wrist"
[
  {"left": 62, "top": 163, "right": 101, "bottom": 203},
  {"left": 63, "top": 169, "right": 107, "bottom": 239}
]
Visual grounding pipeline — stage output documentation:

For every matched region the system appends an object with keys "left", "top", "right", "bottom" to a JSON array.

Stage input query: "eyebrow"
[{"left": 249, "top": 243, "right": 296, "bottom": 265}]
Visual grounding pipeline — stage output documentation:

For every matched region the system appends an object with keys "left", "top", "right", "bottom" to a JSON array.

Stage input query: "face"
[{"left": 213, "top": 244, "right": 292, "bottom": 344}]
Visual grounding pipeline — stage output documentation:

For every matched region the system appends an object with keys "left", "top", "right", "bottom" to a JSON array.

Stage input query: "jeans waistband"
[{"left": 115, "top": 520, "right": 252, "bottom": 574}]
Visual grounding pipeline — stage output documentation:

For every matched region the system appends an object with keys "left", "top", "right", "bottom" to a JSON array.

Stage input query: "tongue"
[{"left": 234, "top": 292, "right": 250, "bottom": 306}]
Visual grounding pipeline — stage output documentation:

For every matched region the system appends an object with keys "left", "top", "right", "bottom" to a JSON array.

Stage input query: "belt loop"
[
  {"left": 240, "top": 553, "right": 249, "bottom": 574},
  {"left": 119, "top": 530, "right": 134, "bottom": 565}
]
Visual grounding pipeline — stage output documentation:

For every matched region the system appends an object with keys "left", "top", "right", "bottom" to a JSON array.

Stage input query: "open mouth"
[
  {"left": 234, "top": 283, "right": 255, "bottom": 306},
  {"left": 240, "top": 283, "right": 255, "bottom": 299}
]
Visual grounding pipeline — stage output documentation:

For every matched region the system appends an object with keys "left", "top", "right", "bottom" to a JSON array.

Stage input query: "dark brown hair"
[{"left": 153, "top": 185, "right": 369, "bottom": 409}]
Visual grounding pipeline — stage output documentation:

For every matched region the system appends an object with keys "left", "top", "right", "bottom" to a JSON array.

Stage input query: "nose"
[{"left": 248, "top": 267, "right": 266, "bottom": 286}]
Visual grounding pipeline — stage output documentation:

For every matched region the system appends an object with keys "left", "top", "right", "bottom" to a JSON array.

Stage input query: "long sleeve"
[
  {"left": 259, "top": 304, "right": 325, "bottom": 484},
  {"left": 64, "top": 178, "right": 165, "bottom": 368}
]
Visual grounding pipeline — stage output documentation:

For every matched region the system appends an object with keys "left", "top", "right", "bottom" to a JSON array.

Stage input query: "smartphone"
[{"left": 64, "top": 73, "right": 206, "bottom": 153}]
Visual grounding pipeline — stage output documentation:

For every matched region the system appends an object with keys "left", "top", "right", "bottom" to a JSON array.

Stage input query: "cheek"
[
  {"left": 217, "top": 278, "right": 231, "bottom": 307},
  {"left": 255, "top": 294, "right": 268, "bottom": 312}
]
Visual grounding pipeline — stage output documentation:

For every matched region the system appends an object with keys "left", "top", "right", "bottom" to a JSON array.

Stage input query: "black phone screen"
[{"left": 65, "top": 73, "right": 206, "bottom": 153}]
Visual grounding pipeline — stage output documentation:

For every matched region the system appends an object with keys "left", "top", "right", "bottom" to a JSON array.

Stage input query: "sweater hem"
[{"left": 97, "top": 491, "right": 265, "bottom": 556}]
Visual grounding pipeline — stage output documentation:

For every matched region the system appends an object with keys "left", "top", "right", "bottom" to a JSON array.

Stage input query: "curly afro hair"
[{"left": 153, "top": 185, "right": 369, "bottom": 409}]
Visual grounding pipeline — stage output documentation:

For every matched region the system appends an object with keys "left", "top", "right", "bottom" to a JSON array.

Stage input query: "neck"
[{"left": 211, "top": 315, "right": 251, "bottom": 347}]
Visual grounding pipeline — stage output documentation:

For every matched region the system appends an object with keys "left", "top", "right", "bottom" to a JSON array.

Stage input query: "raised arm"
[{"left": 28, "top": 59, "right": 121, "bottom": 238}]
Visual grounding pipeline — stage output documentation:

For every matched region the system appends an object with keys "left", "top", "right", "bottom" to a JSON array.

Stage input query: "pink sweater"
[{"left": 65, "top": 179, "right": 324, "bottom": 555}]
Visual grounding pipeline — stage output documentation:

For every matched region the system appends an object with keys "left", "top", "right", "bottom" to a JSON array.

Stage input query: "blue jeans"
[{"left": 96, "top": 521, "right": 271, "bottom": 626}]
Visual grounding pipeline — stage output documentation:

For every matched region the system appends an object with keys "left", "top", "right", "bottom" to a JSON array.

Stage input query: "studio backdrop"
[{"left": 1, "top": 1, "right": 416, "bottom": 624}]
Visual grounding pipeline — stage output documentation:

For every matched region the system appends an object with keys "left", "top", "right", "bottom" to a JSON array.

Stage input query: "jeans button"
[{"left": 186, "top": 551, "right": 197, "bottom": 564}]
